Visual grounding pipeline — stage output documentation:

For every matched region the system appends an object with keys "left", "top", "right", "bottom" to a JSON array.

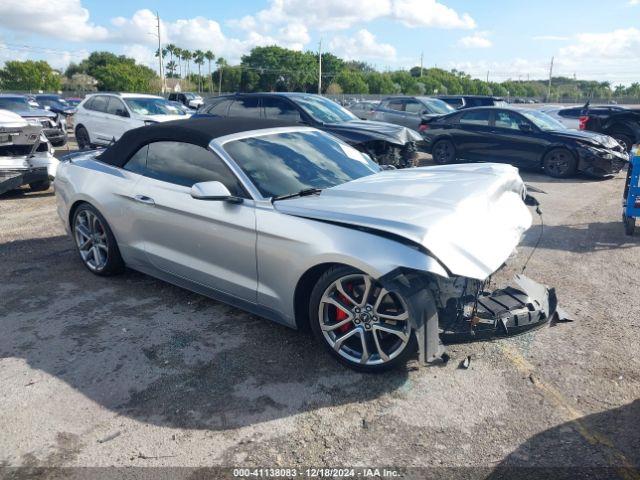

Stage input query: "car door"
[
  {"left": 261, "top": 97, "right": 303, "bottom": 122},
  {"left": 489, "top": 110, "right": 548, "bottom": 167},
  {"left": 104, "top": 97, "right": 132, "bottom": 142},
  {"left": 89, "top": 95, "right": 114, "bottom": 144},
  {"left": 227, "top": 97, "right": 261, "bottom": 119},
  {"left": 129, "top": 141, "right": 258, "bottom": 302},
  {"left": 402, "top": 98, "right": 424, "bottom": 130},
  {"left": 375, "top": 98, "right": 407, "bottom": 125},
  {"left": 82, "top": 95, "right": 107, "bottom": 143},
  {"left": 453, "top": 109, "right": 494, "bottom": 161}
]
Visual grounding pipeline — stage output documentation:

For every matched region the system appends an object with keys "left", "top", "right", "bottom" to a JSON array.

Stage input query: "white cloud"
[
  {"left": 391, "top": 0, "right": 476, "bottom": 29},
  {"left": 230, "top": 0, "right": 475, "bottom": 33},
  {"left": 630, "top": 0, "right": 639, "bottom": 5},
  {"left": 457, "top": 32, "right": 492, "bottom": 48},
  {"left": 559, "top": 28, "right": 640, "bottom": 60},
  {"left": 532, "top": 35, "right": 569, "bottom": 41},
  {"left": 328, "top": 29, "right": 396, "bottom": 61},
  {"left": 0, "top": 0, "right": 107, "bottom": 41}
]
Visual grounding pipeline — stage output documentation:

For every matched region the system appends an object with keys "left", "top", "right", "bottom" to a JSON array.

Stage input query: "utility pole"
[
  {"left": 547, "top": 56, "right": 554, "bottom": 101},
  {"left": 486, "top": 70, "right": 489, "bottom": 83},
  {"left": 317, "top": 39, "right": 322, "bottom": 95},
  {"left": 156, "top": 12, "right": 165, "bottom": 94},
  {"left": 420, "top": 52, "right": 423, "bottom": 76}
]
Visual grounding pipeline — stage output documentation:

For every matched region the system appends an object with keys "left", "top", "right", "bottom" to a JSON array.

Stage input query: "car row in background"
[
  {"left": 371, "top": 96, "right": 455, "bottom": 130},
  {"left": 73, "top": 93, "right": 191, "bottom": 148},
  {"left": 420, "top": 106, "right": 628, "bottom": 178},
  {"left": 0, "top": 94, "right": 67, "bottom": 147},
  {"left": 196, "top": 93, "right": 423, "bottom": 168}
]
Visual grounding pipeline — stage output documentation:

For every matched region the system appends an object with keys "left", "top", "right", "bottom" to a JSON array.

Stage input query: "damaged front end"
[
  {"left": 0, "top": 110, "right": 53, "bottom": 195},
  {"left": 380, "top": 268, "right": 568, "bottom": 365}
]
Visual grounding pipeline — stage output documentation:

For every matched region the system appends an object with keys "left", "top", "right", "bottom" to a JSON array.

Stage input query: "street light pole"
[
  {"left": 156, "top": 12, "right": 165, "bottom": 94},
  {"left": 318, "top": 38, "right": 322, "bottom": 95}
]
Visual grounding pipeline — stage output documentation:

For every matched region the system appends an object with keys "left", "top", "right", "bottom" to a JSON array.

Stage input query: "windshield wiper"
[{"left": 271, "top": 188, "right": 322, "bottom": 202}]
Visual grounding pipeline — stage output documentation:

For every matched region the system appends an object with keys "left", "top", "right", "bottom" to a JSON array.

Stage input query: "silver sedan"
[{"left": 55, "top": 118, "right": 560, "bottom": 372}]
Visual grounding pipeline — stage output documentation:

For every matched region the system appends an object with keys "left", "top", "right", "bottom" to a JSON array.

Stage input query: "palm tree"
[
  {"left": 216, "top": 57, "right": 227, "bottom": 95},
  {"left": 173, "top": 47, "right": 182, "bottom": 78},
  {"left": 204, "top": 50, "right": 215, "bottom": 93},
  {"left": 182, "top": 49, "right": 192, "bottom": 80},
  {"left": 193, "top": 50, "right": 205, "bottom": 92},
  {"left": 166, "top": 60, "right": 178, "bottom": 78}
]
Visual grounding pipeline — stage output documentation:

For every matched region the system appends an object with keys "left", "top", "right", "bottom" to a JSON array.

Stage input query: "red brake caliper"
[{"left": 335, "top": 290, "right": 353, "bottom": 333}]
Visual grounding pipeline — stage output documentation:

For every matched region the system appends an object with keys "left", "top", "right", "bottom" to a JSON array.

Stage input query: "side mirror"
[
  {"left": 519, "top": 123, "right": 533, "bottom": 132},
  {"left": 115, "top": 109, "right": 129, "bottom": 117},
  {"left": 191, "top": 181, "right": 240, "bottom": 202}
]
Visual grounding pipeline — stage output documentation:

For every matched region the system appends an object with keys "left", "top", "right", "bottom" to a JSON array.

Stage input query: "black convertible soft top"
[{"left": 97, "top": 117, "right": 297, "bottom": 167}]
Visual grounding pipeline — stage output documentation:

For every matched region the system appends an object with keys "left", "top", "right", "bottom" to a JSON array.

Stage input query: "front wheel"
[
  {"left": 309, "top": 266, "right": 416, "bottom": 372},
  {"left": 72, "top": 204, "right": 125, "bottom": 276},
  {"left": 543, "top": 148, "right": 577, "bottom": 178},
  {"left": 75, "top": 125, "right": 91, "bottom": 150},
  {"left": 624, "top": 215, "right": 636, "bottom": 236},
  {"left": 431, "top": 139, "right": 456, "bottom": 165}
]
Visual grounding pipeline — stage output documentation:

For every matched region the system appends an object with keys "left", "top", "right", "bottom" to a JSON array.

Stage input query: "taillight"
[
  {"left": 579, "top": 115, "right": 589, "bottom": 130},
  {"left": 418, "top": 124, "right": 429, "bottom": 132}
]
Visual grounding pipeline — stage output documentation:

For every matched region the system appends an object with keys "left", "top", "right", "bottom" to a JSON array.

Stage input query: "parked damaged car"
[
  {"left": 0, "top": 94, "right": 67, "bottom": 147},
  {"left": 55, "top": 117, "right": 564, "bottom": 372},
  {"left": 421, "top": 107, "right": 628, "bottom": 178},
  {"left": 197, "top": 93, "right": 424, "bottom": 168},
  {"left": 579, "top": 103, "right": 640, "bottom": 152},
  {"left": 1, "top": 109, "right": 58, "bottom": 195}
]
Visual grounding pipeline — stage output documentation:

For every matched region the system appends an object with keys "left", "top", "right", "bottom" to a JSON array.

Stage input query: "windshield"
[
  {"left": 520, "top": 110, "right": 566, "bottom": 131},
  {"left": 294, "top": 95, "right": 358, "bottom": 124},
  {"left": 124, "top": 97, "right": 177, "bottom": 116},
  {"left": 0, "top": 97, "right": 31, "bottom": 112},
  {"left": 421, "top": 98, "right": 456, "bottom": 114},
  {"left": 223, "top": 130, "right": 380, "bottom": 198}
]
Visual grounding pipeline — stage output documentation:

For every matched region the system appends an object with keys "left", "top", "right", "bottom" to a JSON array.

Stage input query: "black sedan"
[
  {"left": 196, "top": 93, "right": 424, "bottom": 168},
  {"left": 420, "top": 107, "right": 628, "bottom": 178}
]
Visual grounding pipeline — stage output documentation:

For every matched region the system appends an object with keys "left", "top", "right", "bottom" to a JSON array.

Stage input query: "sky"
[{"left": 1, "top": 0, "right": 639, "bottom": 85}]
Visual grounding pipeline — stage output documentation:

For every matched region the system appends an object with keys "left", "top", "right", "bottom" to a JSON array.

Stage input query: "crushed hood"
[
  {"left": 548, "top": 129, "right": 619, "bottom": 148},
  {"left": 275, "top": 163, "right": 532, "bottom": 280},
  {"left": 321, "top": 119, "right": 423, "bottom": 145}
]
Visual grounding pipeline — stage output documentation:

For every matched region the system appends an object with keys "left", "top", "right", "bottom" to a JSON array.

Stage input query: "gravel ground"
[{"left": 0, "top": 142, "right": 639, "bottom": 479}]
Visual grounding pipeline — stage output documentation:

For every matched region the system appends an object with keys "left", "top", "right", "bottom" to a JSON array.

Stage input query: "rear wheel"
[
  {"left": 611, "top": 134, "right": 633, "bottom": 152},
  {"left": 309, "top": 266, "right": 416, "bottom": 372},
  {"left": 75, "top": 125, "right": 91, "bottom": 150},
  {"left": 72, "top": 204, "right": 125, "bottom": 276},
  {"left": 29, "top": 180, "right": 51, "bottom": 192},
  {"left": 432, "top": 139, "right": 456, "bottom": 165},
  {"left": 543, "top": 148, "right": 577, "bottom": 178}
]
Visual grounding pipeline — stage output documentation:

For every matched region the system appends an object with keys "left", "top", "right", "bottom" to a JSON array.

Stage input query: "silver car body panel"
[{"left": 55, "top": 126, "right": 532, "bottom": 329}]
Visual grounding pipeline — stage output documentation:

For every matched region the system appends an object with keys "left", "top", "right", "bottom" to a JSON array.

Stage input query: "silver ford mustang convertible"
[{"left": 55, "top": 118, "right": 561, "bottom": 372}]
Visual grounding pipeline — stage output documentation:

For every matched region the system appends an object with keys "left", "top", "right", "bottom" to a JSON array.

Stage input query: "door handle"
[{"left": 134, "top": 195, "right": 155, "bottom": 205}]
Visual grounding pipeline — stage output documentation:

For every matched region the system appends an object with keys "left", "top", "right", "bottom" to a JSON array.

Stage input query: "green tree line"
[{"left": 1, "top": 45, "right": 639, "bottom": 101}]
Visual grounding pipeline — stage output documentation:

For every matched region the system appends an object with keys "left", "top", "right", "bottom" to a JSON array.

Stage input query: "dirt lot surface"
[{"left": 1, "top": 144, "right": 639, "bottom": 479}]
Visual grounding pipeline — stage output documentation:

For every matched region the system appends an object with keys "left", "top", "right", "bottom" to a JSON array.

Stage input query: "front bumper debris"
[
  {"left": 578, "top": 148, "right": 628, "bottom": 176},
  {"left": 380, "top": 270, "right": 568, "bottom": 366}
]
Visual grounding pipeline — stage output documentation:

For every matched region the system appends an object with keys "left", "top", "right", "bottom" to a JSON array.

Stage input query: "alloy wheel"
[
  {"left": 544, "top": 150, "right": 571, "bottom": 176},
  {"left": 318, "top": 273, "right": 411, "bottom": 366},
  {"left": 433, "top": 141, "right": 454, "bottom": 164},
  {"left": 74, "top": 210, "right": 109, "bottom": 271}
]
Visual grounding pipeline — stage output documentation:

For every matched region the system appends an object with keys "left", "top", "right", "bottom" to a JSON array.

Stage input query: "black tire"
[
  {"left": 611, "top": 134, "right": 633, "bottom": 153},
  {"left": 75, "top": 125, "right": 91, "bottom": 150},
  {"left": 309, "top": 265, "right": 417, "bottom": 372},
  {"left": 29, "top": 180, "right": 51, "bottom": 192},
  {"left": 624, "top": 215, "right": 636, "bottom": 236},
  {"left": 431, "top": 139, "right": 456, "bottom": 165},
  {"left": 72, "top": 203, "right": 125, "bottom": 276},
  {"left": 542, "top": 148, "right": 577, "bottom": 178}
]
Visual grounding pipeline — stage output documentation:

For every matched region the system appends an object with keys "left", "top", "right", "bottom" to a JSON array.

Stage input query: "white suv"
[{"left": 74, "top": 93, "right": 187, "bottom": 148}]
